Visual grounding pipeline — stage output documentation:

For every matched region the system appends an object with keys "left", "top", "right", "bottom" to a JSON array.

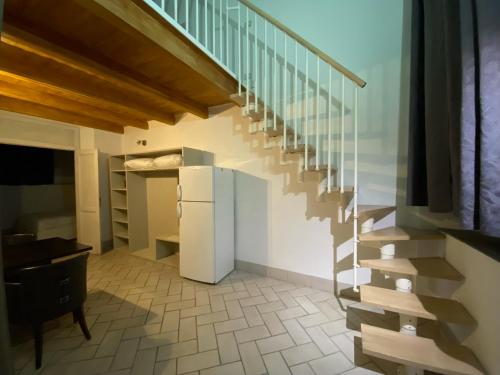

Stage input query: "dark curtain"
[{"left": 407, "top": 0, "right": 500, "bottom": 237}]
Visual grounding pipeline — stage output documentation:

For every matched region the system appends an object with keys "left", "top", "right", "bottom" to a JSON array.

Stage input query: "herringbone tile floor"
[{"left": 12, "top": 249, "right": 398, "bottom": 375}]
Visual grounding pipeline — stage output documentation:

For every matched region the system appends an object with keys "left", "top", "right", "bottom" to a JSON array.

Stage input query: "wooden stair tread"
[
  {"left": 361, "top": 324, "right": 484, "bottom": 375},
  {"left": 359, "top": 226, "right": 445, "bottom": 242},
  {"left": 359, "top": 257, "right": 463, "bottom": 281},
  {"left": 360, "top": 285, "right": 475, "bottom": 325}
]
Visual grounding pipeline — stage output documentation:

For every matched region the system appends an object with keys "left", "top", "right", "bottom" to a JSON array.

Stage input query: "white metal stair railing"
[{"left": 142, "top": 0, "right": 366, "bottom": 291}]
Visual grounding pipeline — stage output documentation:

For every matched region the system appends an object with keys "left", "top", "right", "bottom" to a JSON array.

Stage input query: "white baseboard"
[{"left": 235, "top": 259, "right": 334, "bottom": 293}]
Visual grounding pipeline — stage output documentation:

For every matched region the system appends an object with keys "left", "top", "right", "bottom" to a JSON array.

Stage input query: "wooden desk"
[{"left": 2, "top": 237, "right": 92, "bottom": 273}]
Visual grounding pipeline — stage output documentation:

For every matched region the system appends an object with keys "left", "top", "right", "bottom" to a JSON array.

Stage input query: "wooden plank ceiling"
[{"left": 1, "top": 0, "right": 238, "bottom": 133}]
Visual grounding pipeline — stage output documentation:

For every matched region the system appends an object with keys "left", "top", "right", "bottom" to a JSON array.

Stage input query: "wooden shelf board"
[
  {"left": 113, "top": 219, "right": 129, "bottom": 224},
  {"left": 111, "top": 169, "right": 126, "bottom": 173},
  {"left": 156, "top": 234, "right": 179, "bottom": 243},
  {"left": 114, "top": 232, "right": 129, "bottom": 239},
  {"left": 361, "top": 324, "right": 484, "bottom": 375},
  {"left": 359, "top": 226, "right": 445, "bottom": 242},
  {"left": 112, "top": 206, "right": 128, "bottom": 211},
  {"left": 126, "top": 167, "right": 179, "bottom": 173},
  {"left": 360, "top": 285, "right": 475, "bottom": 325},
  {"left": 112, "top": 188, "right": 127, "bottom": 192},
  {"left": 359, "top": 257, "right": 463, "bottom": 281}
]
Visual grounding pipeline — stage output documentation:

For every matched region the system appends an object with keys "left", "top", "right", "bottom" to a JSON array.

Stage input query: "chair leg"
[
  {"left": 33, "top": 323, "right": 43, "bottom": 369},
  {"left": 74, "top": 306, "right": 91, "bottom": 340}
]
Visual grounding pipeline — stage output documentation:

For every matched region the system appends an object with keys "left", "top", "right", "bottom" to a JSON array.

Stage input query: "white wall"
[
  {"left": 124, "top": 106, "right": 348, "bottom": 281},
  {"left": 442, "top": 235, "right": 500, "bottom": 375},
  {"left": 248, "top": 0, "right": 406, "bottom": 206}
]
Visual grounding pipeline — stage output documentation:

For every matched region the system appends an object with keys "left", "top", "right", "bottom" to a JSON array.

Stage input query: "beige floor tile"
[
  {"left": 239, "top": 341, "right": 267, "bottom": 375},
  {"left": 223, "top": 291, "right": 250, "bottom": 301},
  {"left": 261, "top": 312, "right": 286, "bottom": 335},
  {"left": 131, "top": 348, "right": 156, "bottom": 375},
  {"left": 176, "top": 349, "right": 220, "bottom": 374},
  {"left": 161, "top": 310, "right": 180, "bottom": 332},
  {"left": 243, "top": 305, "right": 265, "bottom": 327},
  {"left": 239, "top": 295, "right": 268, "bottom": 307},
  {"left": 331, "top": 334, "right": 370, "bottom": 366},
  {"left": 262, "top": 352, "right": 292, "bottom": 375},
  {"left": 282, "top": 319, "right": 311, "bottom": 345},
  {"left": 294, "top": 296, "right": 320, "bottom": 314},
  {"left": 197, "top": 324, "right": 217, "bottom": 352},
  {"left": 217, "top": 332, "right": 240, "bottom": 363},
  {"left": 165, "top": 300, "right": 195, "bottom": 312},
  {"left": 180, "top": 305, "right": 211, "bottom": 318},
  {"left": 51, "top": 345, "right": 99, "bottom": 363},
  {"left": 225, "top": 300, "right": 244, "bottom": 319},
  {"left": 200, "top": 361, "right": 245, "bottom": 375},
  {"left": 197, "top": 310, "right": 229, "bottom": 325},
  {"left": 214, "top": 318, "right": 248, "bottom": 334},
  {"left": 256, "top": 333, "right": 294, "bottom": 355},
  {"left": 306, "top": 326, "right": 338, "bottom": 355},
  {"left": 139, "top": 330, "right": 178, "bottom": 350},
  {"left": 235, "top": 325, "right": 271, "bottom": 343},
  {"left": 154, "top": 359, "right": 176, "bottom": 375},
  {"left": 256, "top": 300, "right": 286, "bottom": 314},
  {"left": 110, "top": 316, "right": 148, "bottom": 331},
  {"left": 157, "top": 340, "right": 198, "bottom": 361},
  {"left": 320, "top": 319, "right": 349, "bottom": 337},
  {"left": 12, "top": 251, "right": 368, "bottom": 375},
  {"left": 309, "top": 352, "right": 354, "bottom": 375},
  {"left": 111, "top": 338, "right": 139, "bottom": 370},
  {"left": 209, "top": 295, "right": 226, "bottom": 312},
  {"left": 276, "top": 306, "right": 308, "bottom": 321},
  {"left": 179, "top": 317, "right": 197, "bottom": 341},
  {"left": 297, "top": 312, "right": 329, "bottom": 328},
  {"left": 95, "top": 330, "right": 124, "bottom": 357},
  {"left": 195, "top": 290, "right": 210, "bottom": 306},
  {"left": 42, "top": 357, "right": 113, "bottom": 375},
  {"left": 123, "top": 323, "right": 161, "bottom": 340},
  {"left": 290, "top": 363, "right": 315, "bottom": 375},
  {"left": 281, "top": 342, "right": 322, "bottom": 366}
]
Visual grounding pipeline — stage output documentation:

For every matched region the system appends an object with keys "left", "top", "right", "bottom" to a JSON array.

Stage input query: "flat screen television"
[{"left": 0, "top": 144, "right": 55, "bottom": 185}]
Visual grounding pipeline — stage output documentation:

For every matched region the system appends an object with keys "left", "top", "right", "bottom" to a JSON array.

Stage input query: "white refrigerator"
[{"left": 177, "top": 166, "right": 234, "bottom": 283}]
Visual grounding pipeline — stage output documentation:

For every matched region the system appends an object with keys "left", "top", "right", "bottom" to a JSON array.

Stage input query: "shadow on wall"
[{"left": 234, "top": 171, "right": 269, "bottom": 266}]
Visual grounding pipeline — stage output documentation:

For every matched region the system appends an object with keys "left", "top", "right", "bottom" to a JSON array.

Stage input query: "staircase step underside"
[
  {"left": 347, "top": 205, "right": 396, "bottom": 223},
  {"left": 283, "top": 144, "right": 315, "bottom": 155},
  {"left": 303, "top": 164, "right": 337, "bottom": 172},
  {"left": 359, "top": 257, "right": 463, "bottom": 281},
  {"left": 361, "top": 324, "right": 484, "bottom": 375},
  {"left": 359, "top": 226, "right": 445, "bottom": 242},
  {"left": 360, "top": 285, "right": 475, "bottom": 325},
  {"left": 264, "top": 126, "right": 295, "bottom": 137}
]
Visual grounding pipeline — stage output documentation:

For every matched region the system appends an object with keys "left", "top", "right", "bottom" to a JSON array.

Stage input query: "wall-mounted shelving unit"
[{"left": 108, "top": 147, "right": 212, "bottom": 258}]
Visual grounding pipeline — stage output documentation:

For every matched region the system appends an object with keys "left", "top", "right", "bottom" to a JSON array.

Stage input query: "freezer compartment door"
[
  {"left": 179, "top": 166, "right": 213, "bottom": 202},
  {"left": 179, "top": 201, "right": 215, "bottom": 283}
]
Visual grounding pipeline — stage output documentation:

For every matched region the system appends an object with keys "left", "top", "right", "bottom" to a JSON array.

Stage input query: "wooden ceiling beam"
[
  {"left": 74, "top": 0, "right": 237, "bottom": 96},
  {"left": 0, "top": 95, "right": 124, "bottom": 134},
  {"left": 0, "top": 44, "right": 177, "bottom": 125},
  {"left": 1, "top": 23, "right": 208, "bottom": 120},
  {"left": 0, "top": 75, "right": 148, "bottom": 130}
]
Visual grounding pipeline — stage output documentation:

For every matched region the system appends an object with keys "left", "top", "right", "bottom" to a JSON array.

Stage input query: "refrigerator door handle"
[
  {"left": 177, "top": 202, "right": 182, "bottom": 219},
  {"left": 177, "top": 184, "right": 182, "bottom": 201}
]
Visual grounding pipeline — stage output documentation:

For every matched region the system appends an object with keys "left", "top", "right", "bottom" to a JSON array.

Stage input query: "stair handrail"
[
  {"left": 239, "top": 0, "right": 366, "bottom": 88},
  {"left": 142, "top": 0, "right": 363, "bottom": 293}
]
